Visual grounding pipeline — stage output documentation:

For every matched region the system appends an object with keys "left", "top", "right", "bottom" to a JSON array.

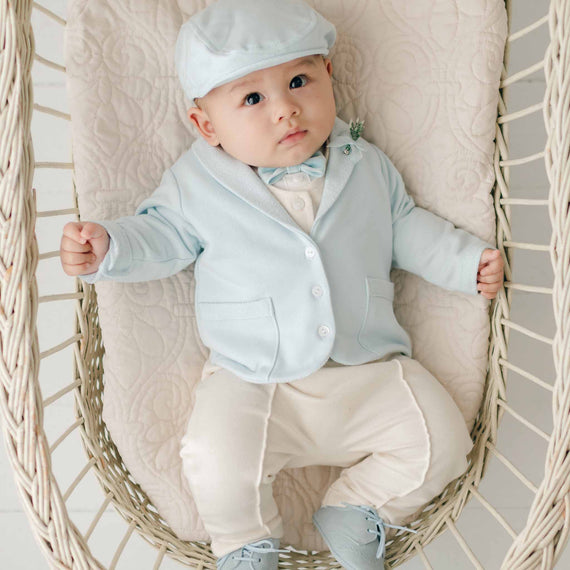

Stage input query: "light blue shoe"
[
  {"left": 217, "top": 538, "right": 286, "bottom": 570},
  {"left": 313, "top": 503, "right": 417, "bottom": 570}
]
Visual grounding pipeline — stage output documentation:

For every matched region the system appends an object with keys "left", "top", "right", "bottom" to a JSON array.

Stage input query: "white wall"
[{"left": 1, "top": 0, "right": 569, "bottom": 568}]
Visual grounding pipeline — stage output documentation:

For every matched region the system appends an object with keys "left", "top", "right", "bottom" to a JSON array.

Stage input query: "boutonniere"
[
  {"left": 328, "top": 118, "right": 367, "bottom": 163},
  {"left": 342, "top": 119, "right": 366, "bottom": 156},
  {"left": 349, "top": 118, "right": 365, "bottom": 142}
]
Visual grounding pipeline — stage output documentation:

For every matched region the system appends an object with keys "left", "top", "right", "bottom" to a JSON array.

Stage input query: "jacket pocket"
[
  {"left": 357, "top": 277, "right": 397, "bottom": 355},
  {"left": 197, "top": 297, "right": 279, "bottom": 379}
]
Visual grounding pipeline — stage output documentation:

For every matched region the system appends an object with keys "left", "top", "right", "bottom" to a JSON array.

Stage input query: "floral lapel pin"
[
  {"left": 349, "top": 118, "right": 365, "bottom": 141},
  {"left": 343, "top": 118, "right": 365, "bottom": 156},
  {"left": 328, "top": 118, "right": 367, "bottom": 162}
]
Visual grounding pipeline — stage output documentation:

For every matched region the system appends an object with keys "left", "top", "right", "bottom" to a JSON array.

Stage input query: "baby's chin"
[{"left": 250, "top": 145, "right": 327, "bottom": 169}]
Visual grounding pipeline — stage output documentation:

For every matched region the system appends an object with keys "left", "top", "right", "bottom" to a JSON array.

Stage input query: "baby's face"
[{"left": 188, "top": 55, "right": 336, "bottom": 168}]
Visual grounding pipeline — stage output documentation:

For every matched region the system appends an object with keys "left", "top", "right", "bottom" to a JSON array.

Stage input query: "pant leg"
[
  {"left": 179, "top": 367, "right": 283, "bottom": 557},
  {"left": 320, "top": 355, "right": 473, "bottom": 526},
  {"left": 181, "top": 355, "right": 473, "bottom": 555},
  {"left": 265, "top": 357, "right": 435, "bottom": 520},
  {"left": 374, "top": 355, "right": 473, "bottom": 525}
]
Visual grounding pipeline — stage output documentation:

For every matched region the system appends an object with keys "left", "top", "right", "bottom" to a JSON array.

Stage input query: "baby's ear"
[
  {"left": 323, "top": 57, "right": 333, "bottom": 77},
  {"left": 187, "top": 106, "right": 220, "bottom": 146}
]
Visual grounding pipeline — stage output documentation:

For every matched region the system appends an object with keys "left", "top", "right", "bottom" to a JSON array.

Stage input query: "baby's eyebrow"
[
  {"left": 283, "top": 57, "right": 321, "bottom": 75},
  {"left": 290, "top": 56, "right": 319, "bottom": 68},
  {"left": 229, "top": 77, "right": 259, "bottom": 94},
  {"left": 229, "top": 57, "right": 320, "bottom": 95}
]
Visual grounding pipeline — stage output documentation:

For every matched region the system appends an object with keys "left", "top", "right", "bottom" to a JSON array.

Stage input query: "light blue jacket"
[{"left": 84, "top": 117, "right": 495, "bottom": 383}]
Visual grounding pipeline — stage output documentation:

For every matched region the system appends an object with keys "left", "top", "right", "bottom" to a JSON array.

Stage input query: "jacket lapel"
[
  {"left": 315, "top": 117, "right": 364, "bottom": 225},
  {"left": 191, "top": 117, "right": 362, "bottom": 234}
]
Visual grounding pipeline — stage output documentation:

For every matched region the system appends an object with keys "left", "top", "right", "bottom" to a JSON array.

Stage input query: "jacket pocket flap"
[
  {"left": 367, "top": 277, "right": 395, "bottom": 300},
  {"left": 198, "top": 298, "right": 274, "bottom": 321}
]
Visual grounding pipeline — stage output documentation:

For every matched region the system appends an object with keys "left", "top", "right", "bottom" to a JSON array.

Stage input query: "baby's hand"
[
  {"left": 477, "top": 249, "right": 504, "bottom": 300},
  {"left": 60, "top": 221, "right": 110, "bottom": 276}
]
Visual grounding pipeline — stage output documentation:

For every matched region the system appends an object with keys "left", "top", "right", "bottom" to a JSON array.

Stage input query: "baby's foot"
[
  {"left": 313, "top": 503, "right": 417, "bottom": 569},
  {"left": 217, "top": 538, "right": 285, "bottom": 569}
]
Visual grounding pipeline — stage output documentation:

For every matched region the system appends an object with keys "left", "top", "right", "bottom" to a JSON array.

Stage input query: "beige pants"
[{"left": 180, "top": 354, "right": 473, "bottom": 557}]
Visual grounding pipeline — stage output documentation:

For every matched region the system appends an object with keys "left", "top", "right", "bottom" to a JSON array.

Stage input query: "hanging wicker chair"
[{"left": 1, "top": 0, "right": 569, "bottom": 568}]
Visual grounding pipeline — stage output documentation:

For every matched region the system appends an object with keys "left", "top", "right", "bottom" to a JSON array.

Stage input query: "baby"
[{"left": 60, "top": 0, "right": 504, "bottom": 568}]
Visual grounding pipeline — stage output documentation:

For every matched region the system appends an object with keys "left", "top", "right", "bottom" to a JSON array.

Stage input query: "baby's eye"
[
  {"left": 244, "top": 92, "right": 264, "bottom": 106},
  {"left": 290, "top": 75, "right": 308, "bottom": 89}
]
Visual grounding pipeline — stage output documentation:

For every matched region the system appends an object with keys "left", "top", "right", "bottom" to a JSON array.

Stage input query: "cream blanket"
[{"left": 65, "top": 0, "right": 507, "bottom": 551}]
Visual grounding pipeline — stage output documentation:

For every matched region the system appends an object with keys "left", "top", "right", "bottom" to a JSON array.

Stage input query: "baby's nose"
[{"left": 274, "top": 95, "right": 300, "bottom": 121}]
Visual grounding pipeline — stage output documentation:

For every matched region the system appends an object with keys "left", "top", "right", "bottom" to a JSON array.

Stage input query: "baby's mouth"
[{"left": 279, "top": 129, "right": 307, "bottom": 144}]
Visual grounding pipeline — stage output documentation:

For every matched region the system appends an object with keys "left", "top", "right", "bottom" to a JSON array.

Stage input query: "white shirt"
[{"left": 261, "top": 146, "right": 329, "bottom": 235}]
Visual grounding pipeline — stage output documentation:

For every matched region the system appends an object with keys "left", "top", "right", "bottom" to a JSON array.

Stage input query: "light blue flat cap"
[{"left": 175, "top": 0, "right": 336, "bottom": 102}]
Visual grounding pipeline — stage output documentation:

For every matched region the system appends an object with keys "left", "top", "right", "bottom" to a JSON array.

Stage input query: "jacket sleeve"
[
  {"left": 80, "top": 168, "right": 203, "bottom": 283},
  {"left": 375, "top": 147, "right": 496, "bottom": 296}
]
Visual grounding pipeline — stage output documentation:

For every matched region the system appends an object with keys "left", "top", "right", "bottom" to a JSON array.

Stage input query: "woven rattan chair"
[{"left": 1, "top": 0, "right": 569, "bottom": 568}]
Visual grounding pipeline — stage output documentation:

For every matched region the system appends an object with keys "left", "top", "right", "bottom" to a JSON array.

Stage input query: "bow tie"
[{"left": 258, "top": 151, "right": 326, "bottom": 186}]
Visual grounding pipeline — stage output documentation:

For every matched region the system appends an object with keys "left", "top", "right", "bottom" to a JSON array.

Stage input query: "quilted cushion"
[{"left": 65, "top": 0, "right": 506, "bottom": 551}]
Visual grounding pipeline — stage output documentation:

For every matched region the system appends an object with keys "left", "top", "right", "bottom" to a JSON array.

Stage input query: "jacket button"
[
  {"left": 318, "top": 325, "right": 330, "bottom": 337},
  {"left": 305, "top": 247, "right": 316, "bottom": 259},
  {"left": 312, "top": 286, "right": 323, "bottom": 297}
]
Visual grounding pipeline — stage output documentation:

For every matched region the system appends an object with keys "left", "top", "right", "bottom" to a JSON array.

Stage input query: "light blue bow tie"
[{"left": 258, "top": 151, "right": 326, "bottom": 186}]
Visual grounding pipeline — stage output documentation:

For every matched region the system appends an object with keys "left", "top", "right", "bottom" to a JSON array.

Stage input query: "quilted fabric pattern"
[{"left": 65, "top": 0, "right": 506, "bottom": 551}]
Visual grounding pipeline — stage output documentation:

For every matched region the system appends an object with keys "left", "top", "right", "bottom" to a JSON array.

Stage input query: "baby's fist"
[
  {"left": 60, "top": 221, "right": 110, "bottom": 276},
  {"left": 477, "top": 248, "right": 504, "bottom": 300}
]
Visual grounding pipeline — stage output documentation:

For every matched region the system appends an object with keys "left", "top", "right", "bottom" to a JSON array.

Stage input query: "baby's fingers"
[
  {"left": 477, "top": 270, "right": 503, "bottom": 284},
  {"left": 60, "top": 250, "right": 97, "bottom": 276},
  {"left": 482, "top": 254, "right": 504, "bottom": 272},
  {"left": 63, "top": 221, "right": 87, "bottom": 244},
  {"left": 81, "top": 222, "right": 107, "bottom": 242},
  {"left": 60, "top": 235, "right": 92, "bottom": 253},
  {"left": 477, "top": 282, "right": 500, "bottom": 299},
  {"left": 62, "top": 250, "right": 95, "bottom": 265}
]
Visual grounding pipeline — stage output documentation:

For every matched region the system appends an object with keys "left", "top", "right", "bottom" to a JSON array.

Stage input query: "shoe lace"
[
  {"left": 231, "top": 539, "right": 288, "bottom": 570},
  {"left": 341, "top": 502, "right": 418, "bottom": 560}
]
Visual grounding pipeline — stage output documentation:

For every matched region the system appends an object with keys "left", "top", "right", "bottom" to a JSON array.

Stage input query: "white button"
[
  {"left": 312, "top": 286, "right": 323, "bottom": 297},
  {"left": 305, "top": 247, "right": 316, "bottom": 259},
  {"left": 318, "top": 325, "right": 330, "bottom": 337},
  {"left": 292, "top": 197, "right": 305, "bottom": 211}
]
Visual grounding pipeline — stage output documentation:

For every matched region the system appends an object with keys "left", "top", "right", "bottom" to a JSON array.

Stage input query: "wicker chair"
[{"left": 1, "top": 0, "right": 569, "bottom": 568}]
